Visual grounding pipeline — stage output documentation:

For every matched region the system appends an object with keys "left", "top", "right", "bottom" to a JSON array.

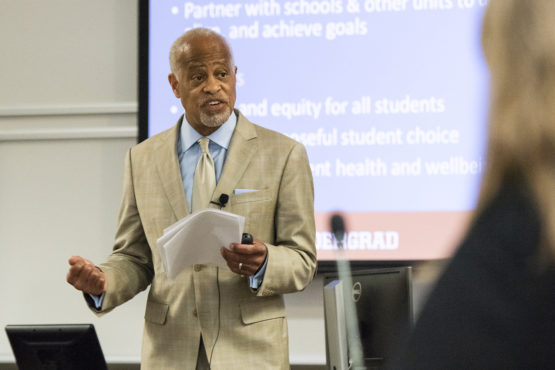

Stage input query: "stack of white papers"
[{"left": 157, "top": 209, "right": 245, "bottom": 279}]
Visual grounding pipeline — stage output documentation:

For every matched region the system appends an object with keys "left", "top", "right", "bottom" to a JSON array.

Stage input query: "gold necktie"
[{"left": 191, "top": 137, "right": 216, "bottom": 213}]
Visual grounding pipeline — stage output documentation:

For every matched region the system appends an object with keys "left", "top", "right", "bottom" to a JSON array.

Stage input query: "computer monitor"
[
  {"left": 5, "top": 324, "right": 107, "bottom": 370},
  {"left": 324, "top": 267, "right": 413, "bottom": 369}
]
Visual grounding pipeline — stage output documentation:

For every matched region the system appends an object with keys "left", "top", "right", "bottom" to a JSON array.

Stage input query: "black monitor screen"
[
  {"left": 324, "top": 267, "right": 413, "bottom": 368},
  {"left": 5, "top": 324, "right": 107, "bottom": 370}
]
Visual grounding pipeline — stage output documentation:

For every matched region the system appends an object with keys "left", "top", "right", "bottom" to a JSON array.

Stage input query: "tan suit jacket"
[{"left": 94, "top": 111, "right": 317, "bottom": 369}]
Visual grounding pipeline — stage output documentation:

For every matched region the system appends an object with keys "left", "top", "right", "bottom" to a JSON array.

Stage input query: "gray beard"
[{"left": 200, "top": 108, "right": 232, "bottom": 128}]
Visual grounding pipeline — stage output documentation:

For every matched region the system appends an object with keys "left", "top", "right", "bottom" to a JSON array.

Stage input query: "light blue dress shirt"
[{"left": 178, "top": 113, "right": 236, "bottom": 211}]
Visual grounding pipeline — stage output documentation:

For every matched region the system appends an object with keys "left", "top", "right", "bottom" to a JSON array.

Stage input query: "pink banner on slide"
[{"left": 315, "top": 211, "right": 473, "bottom": 261}]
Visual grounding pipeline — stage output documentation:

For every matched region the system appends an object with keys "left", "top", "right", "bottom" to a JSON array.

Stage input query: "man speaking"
[{"left": 66, "top": 28, "right": 317, "bottom": 369}]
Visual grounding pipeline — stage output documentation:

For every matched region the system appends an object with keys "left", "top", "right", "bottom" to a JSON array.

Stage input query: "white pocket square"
[{"left": 234, "top": 189, "right": 258, "bottom": 194}]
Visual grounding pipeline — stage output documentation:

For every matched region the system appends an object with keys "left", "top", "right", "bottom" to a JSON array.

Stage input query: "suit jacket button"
[
  {"left": 194, "top": 264, "right": 202, "bottom": 272},
  {"left": 193, "top": 309, "right": 198, "bottom": 317}
]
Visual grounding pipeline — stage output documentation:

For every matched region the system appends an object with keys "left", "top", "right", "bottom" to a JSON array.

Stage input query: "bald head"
[{"left": 169, "top": 28, "right": 235, "bottom": 81}]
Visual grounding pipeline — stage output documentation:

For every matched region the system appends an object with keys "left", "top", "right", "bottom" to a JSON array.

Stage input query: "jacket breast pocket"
[
  {"left": 230, "top": 188, "right": 272, "bottom": 205},
  {"left": 230, "top": 189, "right": 274, "bottom": 236}
]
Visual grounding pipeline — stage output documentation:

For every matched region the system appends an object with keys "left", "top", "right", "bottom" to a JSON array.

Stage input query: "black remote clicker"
[{"left": 241, "top": 233, "right": 253, "bottom": 245}]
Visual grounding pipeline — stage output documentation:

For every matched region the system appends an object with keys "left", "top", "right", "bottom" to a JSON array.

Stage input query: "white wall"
[
  {"left": 0, "top": 0, "right": 143, "bottom": 363},
  {"left": 0, "top": 0, "right": 329, "bottom": 364}
]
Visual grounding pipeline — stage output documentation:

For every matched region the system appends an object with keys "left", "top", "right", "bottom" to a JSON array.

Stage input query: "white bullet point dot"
[
  {"left": 171, "top": 6, "right": 179, "bottom": 15},
  {"left": 170, "top": 106, "right": 179, "bottom": 114}
]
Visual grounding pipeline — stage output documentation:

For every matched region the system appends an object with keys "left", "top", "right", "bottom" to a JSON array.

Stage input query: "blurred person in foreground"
[
  {"left": 393, "top": 1, "right": 555, "bottom": 368},
  {"left": 66, "top": 28, "right": 316, "bottom": 369}
]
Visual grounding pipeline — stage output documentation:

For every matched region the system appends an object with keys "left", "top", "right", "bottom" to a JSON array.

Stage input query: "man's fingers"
[
  {"left": 96, "top": 276, "right": 107, "bottom": 293},
  {"left": 66, "top": 256, "right": 106, "bottom": 295},
  {"left": 68, "top": 255, "right": 91, "bottom": 267},
  {"left": 221, "top": 246, "right": 239, "bottom": 263},
  {"left": 221, "top": 247, "right": 256, "bottom": 267},
  {"left": 238, "top": 262, "right": 257, "bottom": 275},
  {"left": 66, "top": 263, "right": 85, "bottom": 285},
  {"left": 68, "top": 256, "right": 81, "bottom": 265},
  {"left": 80, "top": 264, "right": 96, "bottom": 287},
  {"left": 83, "top": 273, "right": 105, "bottom": 296},
  {"left": 225, "top": 258, "right": 255, "bottom": 276},
  {"left": 229, "top": 243, "right": 262, "bottom": 255},
  {"left": 221, "top": 247, "right": 262, "bottom": 276}
]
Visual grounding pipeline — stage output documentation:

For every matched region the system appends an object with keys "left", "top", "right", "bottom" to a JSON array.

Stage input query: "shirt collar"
[{"left": 180, "top": 112, "right": 237, "bottom": 153}]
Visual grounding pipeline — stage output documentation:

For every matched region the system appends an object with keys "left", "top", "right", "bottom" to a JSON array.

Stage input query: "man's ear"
[
  {"left": 234, "top": 66, "right": 238, "bottom": 76},
  {"left": 168, "top": 73, "right": 180, "bottom": 98}
]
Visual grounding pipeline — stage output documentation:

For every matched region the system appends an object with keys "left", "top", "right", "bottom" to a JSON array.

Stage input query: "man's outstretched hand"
[{"left": 66, "top": 256, "right": 107, "bottom": 296}]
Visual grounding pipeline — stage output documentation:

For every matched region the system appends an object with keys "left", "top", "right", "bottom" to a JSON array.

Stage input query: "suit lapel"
[
  {"left": 212, "top": 111, "right": 258, "bottom": 200},
  {"left": 154, "top": 117, "right": 189, "bottom": 221}
]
